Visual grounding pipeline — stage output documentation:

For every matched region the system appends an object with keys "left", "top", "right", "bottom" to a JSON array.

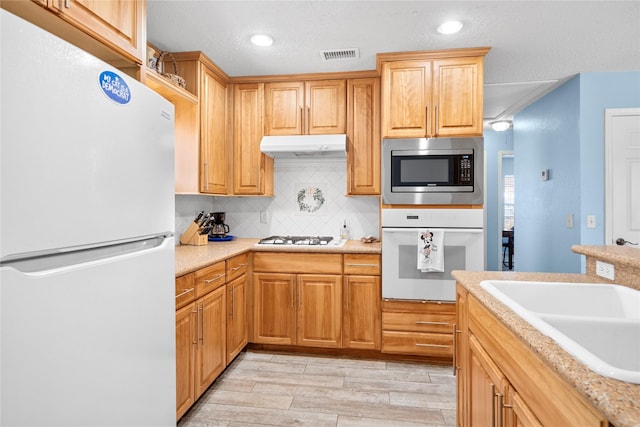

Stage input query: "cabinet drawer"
[
  {"left": 253, "top": 252, "right": 342, "bottom": 274},
  {"left": 226, "top": 253, "right": 248, "bottom": 282},
  {"left": 382, "top": 331, "right": 453, "bottom": 357},
  {"left": 383, "top": 311, "right": 455, "bottom": 334},
  {"left": 175, "top": 273, "right": 196, "bottom": 310},
  {"left": 195, "top": 262, "right": 226, "bottom": 298},
  {"left": 343, "top": 254, "right": 381, "bottom": 275}
]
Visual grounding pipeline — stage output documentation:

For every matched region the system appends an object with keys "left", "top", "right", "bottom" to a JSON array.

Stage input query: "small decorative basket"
[{"left": 156, "top": 51, "right": 186, "bottom": 89}]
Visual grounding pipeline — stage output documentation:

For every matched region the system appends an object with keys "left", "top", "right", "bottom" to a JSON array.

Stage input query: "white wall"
[{"left": 175, "top": 158, "right": 380, "bottom": 241}]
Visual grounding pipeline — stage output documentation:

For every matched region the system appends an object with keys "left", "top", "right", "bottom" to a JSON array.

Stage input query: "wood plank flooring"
[{"left": 178, "top": 350, "right": 456, "bottom": 426}]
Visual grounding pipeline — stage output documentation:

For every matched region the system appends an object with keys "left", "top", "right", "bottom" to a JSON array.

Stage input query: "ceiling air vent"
[{"left": 320, "top": 48, "right": 360, "bottom": 62}]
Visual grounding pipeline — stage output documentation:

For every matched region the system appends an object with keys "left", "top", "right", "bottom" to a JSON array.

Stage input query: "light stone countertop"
[
  {"left": 175, "top": 238, "right": 381, "bottom": 277},
  {"left": 573, "top": 244, "right": 640, "bottom": 268},
  {"left": 452, "top": 270, "right": 640, "bottom": 427}
]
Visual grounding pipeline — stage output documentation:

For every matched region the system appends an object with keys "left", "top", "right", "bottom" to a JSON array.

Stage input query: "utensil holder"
[{"left": 180, "top": 222, "right": 208, "bottom": 246}]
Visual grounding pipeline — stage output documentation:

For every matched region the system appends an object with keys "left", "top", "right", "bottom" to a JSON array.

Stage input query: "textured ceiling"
[{"left": 147, "top": 1, "right": 640, "bottom": 122}]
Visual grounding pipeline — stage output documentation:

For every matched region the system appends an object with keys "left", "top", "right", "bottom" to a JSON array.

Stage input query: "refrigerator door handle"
[{"left": 0, "top": 234, "right": 173, "bottom": 275}]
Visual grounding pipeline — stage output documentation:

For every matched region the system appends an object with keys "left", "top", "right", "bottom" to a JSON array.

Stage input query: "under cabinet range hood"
[{"left": 260, "top": 134, "right": 347, "bottom": 158}]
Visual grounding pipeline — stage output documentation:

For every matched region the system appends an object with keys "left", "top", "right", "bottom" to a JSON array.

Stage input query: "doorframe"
[
  {"left": 604, "top": 108, "right": 640, "bottom": 245},
  {"left": 497, "top": 150, "right": 514, "bottom": 267}
]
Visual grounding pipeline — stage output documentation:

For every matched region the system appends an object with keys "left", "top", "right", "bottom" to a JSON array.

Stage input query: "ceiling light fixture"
[
  {"left": 250, "top": 34, "right": 273, "bottom": 47},
  {"left": 437, "top": 21, "right": 463, "bottom": 35},
  {"left": 491, "top": 120, "right": 512, "bottom": 132}
]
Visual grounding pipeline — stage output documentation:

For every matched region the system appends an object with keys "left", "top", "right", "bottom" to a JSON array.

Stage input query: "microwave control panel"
[{"left": 459, "top": 155, "right": 472, "bottom": 182}]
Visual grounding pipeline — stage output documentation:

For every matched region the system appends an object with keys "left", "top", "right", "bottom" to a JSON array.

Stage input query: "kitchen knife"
[
  {"left": 199, "top": 213, "right": 211, "bottom": 227},
  {"left": 200, "top": 226, "right": 212, "bottom": 235},
  {"left": 194, "top": 210, "right": 205, "bottom": 224}
]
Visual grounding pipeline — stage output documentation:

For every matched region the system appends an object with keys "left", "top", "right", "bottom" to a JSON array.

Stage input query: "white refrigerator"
[{"left": 1, "top": 10, "right": 176, "bottom": 426}]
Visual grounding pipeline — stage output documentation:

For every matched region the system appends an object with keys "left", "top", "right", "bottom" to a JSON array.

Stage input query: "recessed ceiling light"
[
  {"left": 437, "top": 21, "right": 463, "bottom": 35},
  {"left": 491, "top": 120, "right": 512, "bottom": 132},
  {"left": 250, "top": 34, "right": 273, "bottom": 47}
]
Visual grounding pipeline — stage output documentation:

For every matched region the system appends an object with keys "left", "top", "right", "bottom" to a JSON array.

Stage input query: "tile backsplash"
[{"left": 175, "top": 158, "right": 380, "bottom": 241}]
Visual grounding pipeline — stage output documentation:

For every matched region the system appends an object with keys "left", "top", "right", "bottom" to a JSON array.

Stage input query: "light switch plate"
[{"left": 587, "top": 215, "right": 596, "bottom": 228}]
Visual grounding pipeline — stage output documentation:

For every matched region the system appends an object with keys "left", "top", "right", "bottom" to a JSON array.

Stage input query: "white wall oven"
[
  {"left": 382, "top": 137, "right": 483, "bottom": 205},
  {"left": 382, "top": 209, "right": 484, "bottom": 301}
]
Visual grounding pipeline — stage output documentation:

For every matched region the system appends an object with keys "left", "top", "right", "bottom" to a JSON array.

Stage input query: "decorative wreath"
[{"left": 297, "top": 186, "right": 325, "bottom": 213}]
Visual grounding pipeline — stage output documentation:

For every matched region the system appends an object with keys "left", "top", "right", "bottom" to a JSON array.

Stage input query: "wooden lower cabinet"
[
  {"left": 253, "top": 272, "right": 342, "bottom": 348},
  {"left": 382, "top": 299, "right": 455, "bottom": 360},
  {"left": 456, "top": 283, "right": 607, "bottom": 427},
  {"left": 252, "top": 252, "right": 343, "bottom": 348},
  {"left": 176, "top": 255, "right": 251, "bottom": 420},
  {"left": 175, "top": 301, "right": 196, "bottom": 420},
  {"left": 226, "top": 274, "right": 248, "bottom": 361},
  {"left": 343, "top": 255, "right": 381, "bottom": 350},
  {"left": 175, "top": 279, "right": 226, "bottom": 420},
  {"left": 195, "top": 286, "right": 227, "bottom": 396}
]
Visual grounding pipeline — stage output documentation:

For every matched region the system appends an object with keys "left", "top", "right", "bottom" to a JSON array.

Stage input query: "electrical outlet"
[
  {"left": 260, "top": 210, "right": 268, "bottom": 224},
  {"left": 596, "top": 260, "right": 615, "bottom": 280}
]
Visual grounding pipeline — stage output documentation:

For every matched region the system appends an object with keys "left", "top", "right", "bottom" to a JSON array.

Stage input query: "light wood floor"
[{"left": 178, "top": 350, "right": 456, "bottom": 426}]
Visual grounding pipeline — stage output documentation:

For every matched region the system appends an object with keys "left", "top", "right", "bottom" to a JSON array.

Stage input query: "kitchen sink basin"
[{"left": 480, "top": 280, "right": 640, "bottom": 384}]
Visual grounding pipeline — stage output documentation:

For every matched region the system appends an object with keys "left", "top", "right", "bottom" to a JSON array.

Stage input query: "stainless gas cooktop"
[{"left": 258, "top": 235, "right": 335, "bottom": 246}]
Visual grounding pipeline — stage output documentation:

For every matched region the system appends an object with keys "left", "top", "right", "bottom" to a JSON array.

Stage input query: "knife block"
[{"left": 180, "top": 222, "right": 208, "bottom": 246}]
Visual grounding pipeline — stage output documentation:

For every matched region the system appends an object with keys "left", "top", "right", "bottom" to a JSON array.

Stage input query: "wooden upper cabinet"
[
  {"left": 3, "top": 0, "right": 144, "bottom": 66},
  {"left": 432, "top": 57, "right": 484, "bottom": 137},
  {"left": 265, "top": 80, "right": 346, "bottom": 135},
  {"left": 48, "top": 0, "right": 144, "bottom": 64},
  {"left": 381, "top": 60, "right": 432, "bottom": 138},
  {"left": 379, "top": 48, "right": 489, "bottom": 138},
  {"left": 264, "top": 82, "right": 304, "bottom": 135},
  {"left": 347, "top": 78, "right": 381, "bottom": 195},
  {"left": 200, "top": 66, "right": 228, "bottom": 194},
  {"left": 233, "top": 83, "right": 273, "bottom": 195}
]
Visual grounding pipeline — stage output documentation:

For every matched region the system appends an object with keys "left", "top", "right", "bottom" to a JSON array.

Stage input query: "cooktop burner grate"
[{"left": 258, "top": 236, "right": 334, "bottom": 246}]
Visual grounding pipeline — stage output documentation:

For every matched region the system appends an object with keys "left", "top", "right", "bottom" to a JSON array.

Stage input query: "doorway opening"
[{"left": 498, "top": 151, "right": 515, "bottom": 270}]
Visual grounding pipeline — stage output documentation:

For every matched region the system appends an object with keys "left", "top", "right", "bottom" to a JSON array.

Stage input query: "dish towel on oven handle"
[{"left": 418, "top": 229, "right": 445, "bottom": 272}]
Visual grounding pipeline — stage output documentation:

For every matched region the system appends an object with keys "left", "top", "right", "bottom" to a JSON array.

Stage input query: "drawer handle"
[
  {"left": 346, "top": 263, "right": 379, "bottom": 267},
  {"left": 415, "top": 343, "right": 451, "bottom": 348},
  {"left": 415, "top": 321, "right": 450, "bottom": 326},
  {"left": 175, "top": 288, "right": 194, "bottom": 298},
  {"left": 204, "top": 274, "right": 225, "bottom": 283},
  {"left": 230, "top": 264, "right": 247, "bottom": 271}
]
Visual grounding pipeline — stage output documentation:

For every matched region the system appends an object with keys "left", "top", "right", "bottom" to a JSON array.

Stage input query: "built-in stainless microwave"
[{"left": 382, "top": 137, "right": 484, "bottom": 205}]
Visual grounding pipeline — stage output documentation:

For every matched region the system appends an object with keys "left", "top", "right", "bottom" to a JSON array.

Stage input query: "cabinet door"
[
  {"left": 507, "top": 386, "right": 543, "bottom": 427},
  {"left": 253, "top": 273, "right": 296, "bottom": 345},
  {"left": 175, "top": 302, "right": 196, "bottom": 420},
  {"left": 343, "top": 275, "right": 380, "bottom": 350},
  {"left": 306, "top": 80, "right": 346, "bottom": 134},
  {"left": 468, "top": 335, "right": 506, "bottom": 427},
  {"left": 226, "top": 275, "right": 248, "bottom": 363},
  {"left": 200, "top": 66, "right": 228, "bottom": 194},
  {"left": 432, "top": 57, "right": 484, "bottom": 137},
  {"left": 264, "top": 82, "right": 304, "bottom": 135},
  {"left": 297, "top": 274, "right": 342, "bottom": 348},
  {"left": 456, "top": 284, "right": 469, "bottom": 427},
  {"left": 195, "top": 286, "right": 226, "bottom": 396},
  {"left": 49, "top": 0, "right": 144, "bottom": 63},
  {"left": 381, "top": 60, "right": 432, "bottom": 138},
  {"left": 347, "top": 78, "right": 380, "bottom": 195},
  {"left": 233, "top": 83, "right": 266, "bottom": 195}
]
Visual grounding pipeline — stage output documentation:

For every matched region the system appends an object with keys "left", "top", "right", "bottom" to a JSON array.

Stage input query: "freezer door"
[
  {"left": 0, "top": 236, "right": 176, "bottom": 426},
  {"left": 0, "top": 10, "right": 174, "bottom": 259}
]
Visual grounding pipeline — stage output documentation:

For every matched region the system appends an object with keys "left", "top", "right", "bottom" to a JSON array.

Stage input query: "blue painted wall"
[
  {"left": 578, "top": 72, "right": 640, "bottom": 246},
  {"left": 513, "top": 71, "right": 640, "bottom": 273},
  {"left": 483, "top": 129, "right": 514, "bottom": 270}
]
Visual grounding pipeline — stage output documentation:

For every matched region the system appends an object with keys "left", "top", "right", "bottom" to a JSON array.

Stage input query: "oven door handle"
[{"left": 382, "top": 228, "right": 483, "bottom": 233}]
